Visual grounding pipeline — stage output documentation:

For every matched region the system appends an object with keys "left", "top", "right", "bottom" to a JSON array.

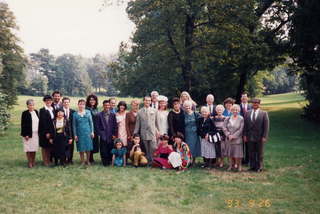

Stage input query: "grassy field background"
[{"left": 0, "top": 93, "right": 319, "bottom": 213}]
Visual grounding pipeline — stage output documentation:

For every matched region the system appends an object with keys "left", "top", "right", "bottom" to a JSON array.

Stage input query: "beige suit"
[
  {"left": 244, "top": 109, "right": 270, "bottom": 170},
  {"left": 134, "top": 107, "right": 158, "bottom": 162}
]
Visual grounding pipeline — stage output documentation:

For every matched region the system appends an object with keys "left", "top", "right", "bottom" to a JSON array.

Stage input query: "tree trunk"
[
  {"left": 182, "top": 13, "right": 195, "bottom": 92},
  {"left": 236, "top": 72, "right": 248, "bottom": 103}
]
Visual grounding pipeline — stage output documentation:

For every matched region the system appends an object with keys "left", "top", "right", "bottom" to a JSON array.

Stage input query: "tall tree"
[
  {"left": 55, "top": 54, "right": 92, "bottom": 96},
  {"left": 289, "top": 0, "right": 320, "bottom": 122},
  {"left": 0, "top": 2, "right": 25, "bottom": 106},
  {"left": 110, "top": 0, "right": 289, "bottom": 103},
  {"left": 29, "top": 49, "right": 57, "bottom": 91}
]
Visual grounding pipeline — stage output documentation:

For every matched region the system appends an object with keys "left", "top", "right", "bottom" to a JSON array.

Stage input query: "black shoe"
[
  {"left": 247, "top": 168, "right": 255, "bottom": 172},
  {"left": 256, "top": 168, "right": 263, "bottom": 173}
]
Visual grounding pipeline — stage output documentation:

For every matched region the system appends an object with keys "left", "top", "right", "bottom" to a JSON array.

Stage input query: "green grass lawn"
[{"left": 0, "top": 93, "right": 319, "bottom": 214}]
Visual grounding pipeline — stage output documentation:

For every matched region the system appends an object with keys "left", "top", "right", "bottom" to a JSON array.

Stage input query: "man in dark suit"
[
  {"left": 62, "top": 97, "right": 75, "bottom": 164},
  {"left": 240, "top": 93, "right": 252, "bottom": 117},
  {"left": 97, "top": 100, "right": 118, "bottom": 166},
  {"left": 244, "top": 98, "right": 270, "bottom": 172},
  {"left": 206, "top": 94, "right": 217, "bottom": 117},
  {"left": 240, "top": 92, "right": 252, "bottom": 165},
  {"left": 52, "top": 91, "right": 63, "bottom": 111}
]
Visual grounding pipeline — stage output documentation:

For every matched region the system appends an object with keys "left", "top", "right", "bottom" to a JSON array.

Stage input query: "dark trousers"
[
  {"left": 242, "top": 142, "right": 250, "bottom": 164},
  {"left": 248, "top": 141, "right": 265, "bottom": 170},
  {"left": 100, "top": 139, "right": 113, "bottom": 166},
  {"left": 66, "top": 142, "right": 74, "bottom": 163}
]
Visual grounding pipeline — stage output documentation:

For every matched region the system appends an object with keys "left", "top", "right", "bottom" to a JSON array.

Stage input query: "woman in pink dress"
[
  {"left": 152, "top": 135, "right": 173, "bottom": 169},
  {"left": 116, "top": 101, "right": 128, "bottom": 147}
]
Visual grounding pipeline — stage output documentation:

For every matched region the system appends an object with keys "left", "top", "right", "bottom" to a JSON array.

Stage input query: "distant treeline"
[{"left": 19, "top": 49, "right": 118, "bottom": 97}]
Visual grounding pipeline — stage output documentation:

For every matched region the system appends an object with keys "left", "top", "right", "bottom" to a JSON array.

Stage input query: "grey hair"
[{"left": 26, "top": 99, "right": 34, "bottom": 106}]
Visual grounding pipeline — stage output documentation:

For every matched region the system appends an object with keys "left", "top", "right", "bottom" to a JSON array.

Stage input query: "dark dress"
[
  {"left": 197, "top": 117, "right": 218, "bottom": 158},
  {"left": 213, "top": 116, "right": 226, "bottom": 158},
  {"left": 168, "top": 110, "right": 185, "bottom": 143},
  {"left": 52, "top": 119, "right": 72, "bottom": 164},
  {"left": 86, "top": 107, "right": 100, "bottom": 153},
  {"left": 38, "top": 107, "right": 55, "bottom": 148}
]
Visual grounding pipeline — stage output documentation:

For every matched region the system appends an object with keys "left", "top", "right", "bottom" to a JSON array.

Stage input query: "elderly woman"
[
  {"left": 168, "top": 97, "right": 185, "bottom": 143},
  {"left": 180, "top": 91, "right": 197, "bottom": 111},
  {"left": 197, "top": 106, "right": 217, "bottom": 168},
  {"left": 213, "top": 104, "right": 228, "bottom": 168},
  {"left": 183, "top": 100, "right": 201, "bottom": 164},
  {"left": 39, "top": 95, "right": 55, "bottom": 166},
  {"left": 21, "top": 99, "right": 39, "bottom": 168},
  {"left": 223, "top": 97, "right": 235, "bottom": 117},
  {"left": 223, "top": 104, "right": 244, "bottom": 172},
  {"left": 156, "top": 95, "right": 169, "bottom": 139}
]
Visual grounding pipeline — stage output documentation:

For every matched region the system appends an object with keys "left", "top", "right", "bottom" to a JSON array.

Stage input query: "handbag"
[{"left": 208, "top": 132, "right": 221, "bottom": 144}]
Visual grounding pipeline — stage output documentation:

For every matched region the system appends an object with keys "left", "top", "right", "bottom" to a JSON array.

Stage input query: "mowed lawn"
[{"left": 0, "top": 93, "right": 319, "bottom": 214}]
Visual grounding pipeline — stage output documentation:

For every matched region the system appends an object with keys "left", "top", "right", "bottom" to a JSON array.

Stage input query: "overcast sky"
[{"left": 6, "top": 0, "right": 135, "bottom": 57}]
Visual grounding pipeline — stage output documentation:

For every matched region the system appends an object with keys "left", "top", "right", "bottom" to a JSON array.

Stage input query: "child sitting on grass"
[
  {"left": 129, "top": 134, "right": 148, "bottom": 167},
  {"left": 111, "top": 139, "right": 127, "bottom": 167}
]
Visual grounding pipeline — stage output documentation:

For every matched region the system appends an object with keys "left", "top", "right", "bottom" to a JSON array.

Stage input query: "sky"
[{"left": 6, "top": 0, "right": 135, "bottom": 57}]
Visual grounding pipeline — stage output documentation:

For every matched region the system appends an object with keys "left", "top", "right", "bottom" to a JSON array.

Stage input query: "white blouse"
[
  {"left": 30, "top": 111, "right": 39, "bottom": 132},
  {"left": 156, "top": 110, "right": 169, "bottom": 135}
]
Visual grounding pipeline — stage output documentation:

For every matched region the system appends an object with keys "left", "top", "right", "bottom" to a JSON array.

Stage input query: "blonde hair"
[
  {"left": 180, "top": 91, "right": 197, "bottom": 106},
  {"left": 131, "top": 99, "right": 140, "bottom": 105}
]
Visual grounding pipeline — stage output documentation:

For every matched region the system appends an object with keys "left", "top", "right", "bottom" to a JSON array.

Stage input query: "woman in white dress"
[
  {"left": 20, "top": 99, "right": 39, "bottom": 168},
  {"left": 156, "top": 95, "right": 169, "bottom": 143}
]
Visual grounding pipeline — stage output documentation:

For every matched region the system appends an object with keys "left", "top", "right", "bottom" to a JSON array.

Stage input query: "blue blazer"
[{"left": 97, "top": 111, "right": 118, "bottom": 143}]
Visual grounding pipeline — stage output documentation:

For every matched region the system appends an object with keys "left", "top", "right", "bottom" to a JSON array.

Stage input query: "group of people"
[{"left": 21, "top": 90, "right": 269, "bottom": 172}]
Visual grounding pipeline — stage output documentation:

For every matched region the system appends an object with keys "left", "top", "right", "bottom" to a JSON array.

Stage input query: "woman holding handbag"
[{"left": 197, "top": 106, "right": 217, "bottom": 168}]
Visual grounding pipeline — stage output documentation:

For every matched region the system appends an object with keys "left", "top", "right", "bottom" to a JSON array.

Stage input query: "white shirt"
[
  {"left": 45, "top": 105, "right": 54, "bottom": 119},
  {"left": 30, "top": 111, "right": 39, "bottom": 132},
  {"left": 250, "top": 108, "right": 260, "bottom": 121},
  {"left": 241, "top": 103, "right": 248, "bottom": 112},
  {"left": 207, "top": 104, "right": 214, "bottom": 114},
  {"left": 151, "top": 102, "right": 158, "bottom": 109},
  {"left": 63, "top": 107, "right": 70, "bottom": 119}
]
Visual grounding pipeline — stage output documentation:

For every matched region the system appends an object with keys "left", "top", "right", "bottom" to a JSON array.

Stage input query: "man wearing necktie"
[
  {"left": 206, "top": 94, "right": 217, "bottom": 117},
  {"left": 150, "top": 91, "right": 159, "bottom": 109},
  {"left": 243, "top": 98, "right": 269, "bottom": 172},
  {"left": 240, "top": 93, "right": 252, "bottom": 165},
  {"left": 240, "top": 93, "right": 252, "bottom": 117},
  {"left": 62, "top": 97, "right": 75, "bottom": 164},
  {"left": 134, "top": 96, "right": 158, "bottom": 163}
]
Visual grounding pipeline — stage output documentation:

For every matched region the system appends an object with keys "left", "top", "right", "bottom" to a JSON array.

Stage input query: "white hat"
[{"left": 157, "top": 95, "right": 168, "bottom": 102}]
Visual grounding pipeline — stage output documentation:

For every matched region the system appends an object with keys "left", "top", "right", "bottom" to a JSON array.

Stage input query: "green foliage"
[
  {"left": 289, "top": 0, "right": 320, "bottom": 122},
  {"left": 0, "top": 2, "right": 26, "bottom": 107},
  {"left": 0, "top": 92, "right": 10, "bottom": 134},
  {"left": 55, "top": 54, "right": 92, "bottom": 96},
  {"left": 110, "top": 0, "right": 287, "bottom": 104}
]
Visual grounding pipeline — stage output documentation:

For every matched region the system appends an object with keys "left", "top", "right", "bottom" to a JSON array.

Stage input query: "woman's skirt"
[
  {"left": 23, "top": 131, "right": 39, "bottom": 152},
  {"left": 200, "top": 138, "right": 216, "bottom": 159}
]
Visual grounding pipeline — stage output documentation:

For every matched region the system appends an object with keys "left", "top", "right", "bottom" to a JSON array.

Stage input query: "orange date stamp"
[{"left": 225, "top": 199, "right": 272, "bottom": 208}]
